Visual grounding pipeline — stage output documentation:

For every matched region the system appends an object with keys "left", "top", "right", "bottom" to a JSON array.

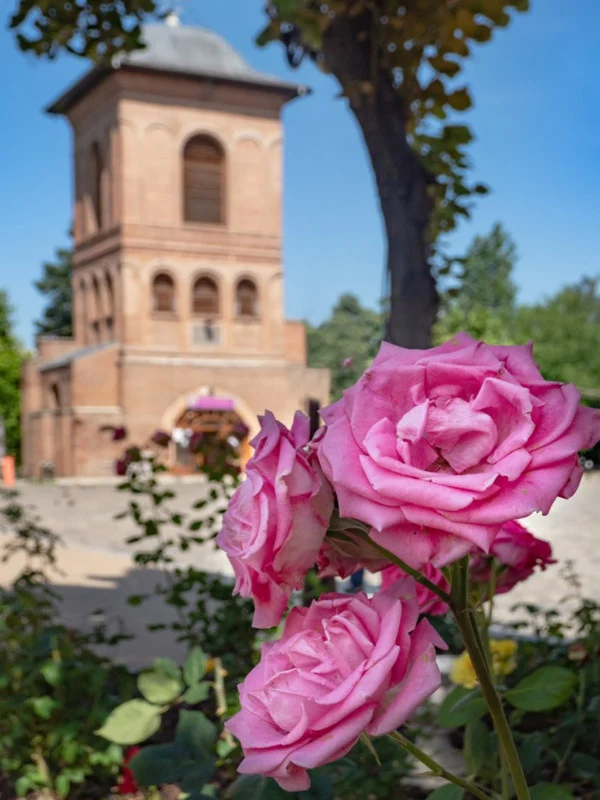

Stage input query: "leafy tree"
[
  {"left": 0, "top": 290, "right": 24, "bottom": 460},
  {"left": 307, "top": 293, "right": 383, "bottom": 400},
  {"left": 454, "top": 222, "right": 517, "bottom": 315},
  {"left": 9, "top": 0, "right": 530, "bottom": 348},
  {"left": 34, "top": 248, "right": 73, "bottom": 338},
  {"left": 514, "top": 276, "right": 600, "bottom": 394},
  {"left": 435, "top": 222, "right": 517, "bottom": 344},
  {"left": 434, "top": 221, "right": 600, "bottom": 397},
  {"left": 8, "top": 0, "right": 159, "bottom": 60}
]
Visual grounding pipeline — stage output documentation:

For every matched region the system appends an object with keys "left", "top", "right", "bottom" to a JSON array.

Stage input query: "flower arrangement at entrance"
[{"left": 217, "top": 333, "right": 600, "bottom": 798}]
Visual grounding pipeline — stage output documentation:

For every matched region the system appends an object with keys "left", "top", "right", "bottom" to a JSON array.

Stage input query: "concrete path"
[{"left": 0, "top": 473, "right": 598, "bottom": 667}]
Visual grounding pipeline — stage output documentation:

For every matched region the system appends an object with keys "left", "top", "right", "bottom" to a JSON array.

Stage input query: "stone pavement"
[{"left": 0, "top": 473, "right": 598, "bottom": 668}]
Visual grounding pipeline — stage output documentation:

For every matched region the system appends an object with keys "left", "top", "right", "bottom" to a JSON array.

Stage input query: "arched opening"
[
  {"left": 183, "top": 135, "right": 225, "bottom": 224},
  {"left": 49, "top": 382, "right": 61, "bottom": 411},
  {"left": 105, "top": 272, "right": 115, "bottom": 340},
  {"left": 171, "top": 400, "right": 250, "bottom": 478},
  {"left": 79, "top": 280, "right": 88, "bottom": 344},
  {"left": 235, "top": 278, "right": 258, "bottom": 318},
  {"left": 152, "top": 272, "right": 176, "bottom": 313},
  {"left": 192, "top": 276, "right": 219, "bottom": 316},
  {"left": 90, "top": 142, "right": 104, "bottom": 230},
  {"left": 91, "top": 276, "right": 102, "bottom": 343}
]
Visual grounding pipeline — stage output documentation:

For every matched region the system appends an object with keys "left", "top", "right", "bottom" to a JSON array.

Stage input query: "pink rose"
[
  {"left": 470, "top": 520, "right": 555, "bottom": 595},
  {"left": 317, "top": 333, "right": 600, "bottom": 568},
  {"left": 380, "top": 563, "right": 450, "bottom": 616},
  {"left": 227, "top": 578, "right": 446, "bottom": 791},
  {"left": 216, "top": 411, "right": 333, "bottom": 628}
]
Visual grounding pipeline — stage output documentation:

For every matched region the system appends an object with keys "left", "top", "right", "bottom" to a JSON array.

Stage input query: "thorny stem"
[
  {"left": 451, "top": 559, "right": 531, "bottom": 800},
  {"left": 388, "top": 730, "right": 494, "bottom": 800}
]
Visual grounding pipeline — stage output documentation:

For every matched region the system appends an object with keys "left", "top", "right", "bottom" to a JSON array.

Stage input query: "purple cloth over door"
[{"left": 188, "top": 396, "right": 234, "bottom": 411}]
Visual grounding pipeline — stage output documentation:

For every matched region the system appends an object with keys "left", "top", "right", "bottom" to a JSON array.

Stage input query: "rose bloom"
[
  {"left": 470, "top": 520, "right": 555, "bottom": 594},
  {"left": 227, "top": 578, "right": 446, "bottom": 791},
  {"left": 216, "top": 411, "right": 333, "bottom": 628},
  {"left": 380, "top": 563, "right": 450, "bottom": 616},
  {"left": 317, "top": 333, "right": 600, "bottom": 568}
]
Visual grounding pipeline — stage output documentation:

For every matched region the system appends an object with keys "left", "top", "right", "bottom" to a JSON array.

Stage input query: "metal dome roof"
[
  {"left": 47, "top": 21, "right": 304, "bottom": 115},
  {"left": 120, "top": 22, "right": 295, "bottom": 89}
]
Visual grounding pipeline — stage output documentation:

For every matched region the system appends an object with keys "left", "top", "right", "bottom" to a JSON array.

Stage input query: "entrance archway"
[
  {"left": 160, "top": 390, "right": 257, "bottom": 476},
  {"left": 171, "top": 406, "right": 250, "bottom": 477}
]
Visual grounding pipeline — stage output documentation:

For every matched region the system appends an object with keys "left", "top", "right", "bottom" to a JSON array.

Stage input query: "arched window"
[
  {"left": 90, "top": 142, "right": 103, "bottom": 230},
  {"left": 105, "top": 272, "right": 115, "bottom": 340},
  {"left": 236, "top": 278, "right": 258, "bottom": 318},
  {"left": 49, "top": 383, "right": 61, "bottom": 410},
  {"left": 91, "top": 275, "right": 103, "bottom": 344},
  {"left": 152, "top": 273, "right": 175, "bottom": 313},
  {"left": 79, "top": 280, "right": 88, "bottom": 344},
  {"left": 183, "top": 135, "right": 225, "bottom": 224},
  {"left": 192, "top": 276, "right": 219, "bottom": 316}
]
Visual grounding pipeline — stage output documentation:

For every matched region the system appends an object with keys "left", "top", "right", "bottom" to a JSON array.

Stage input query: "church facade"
[{"left": 21, "top": 22, "right": 329, "bottom": 478}]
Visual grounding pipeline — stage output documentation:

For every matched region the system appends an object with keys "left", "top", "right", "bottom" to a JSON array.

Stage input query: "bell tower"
[
  {"left": 22, "top": 22, "right": 328, "bottom": 478},
  {"left": 49, "top": 21, "right": 303, "bottom": 357}
]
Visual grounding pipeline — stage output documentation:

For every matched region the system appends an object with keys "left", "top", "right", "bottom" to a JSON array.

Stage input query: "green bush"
[{"left": 0, "top": 490, "right": 135, "bottom": 798}]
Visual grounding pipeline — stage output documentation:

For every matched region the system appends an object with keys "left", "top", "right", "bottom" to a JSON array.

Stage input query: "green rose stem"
[
  {"left": 387, "top": 730, "right": 494, "bottom": 800},
  {"left": 451, "top": 559, "right": 530, "bottom": 800},
  {"left": 342, "top": 531, "right": 530, "bottom": 800}
]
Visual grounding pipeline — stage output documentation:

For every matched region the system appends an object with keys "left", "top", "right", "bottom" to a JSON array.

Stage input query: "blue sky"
[{"left": 1, "top": 0, "right": 599, "bottom": 347}]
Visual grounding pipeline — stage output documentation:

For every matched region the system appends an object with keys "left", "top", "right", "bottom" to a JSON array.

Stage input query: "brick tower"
[{"left": 21, "top": 19, "right": 329, "bottom": 478}]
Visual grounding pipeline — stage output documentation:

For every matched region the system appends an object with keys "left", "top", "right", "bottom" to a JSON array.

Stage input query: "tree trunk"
[{"left": 321, "top": 13, "right": 438, "bottom": 348}]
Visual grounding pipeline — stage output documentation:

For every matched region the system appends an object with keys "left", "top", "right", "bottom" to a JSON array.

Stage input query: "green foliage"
[
  {"left": 34, "top": 247, "right": 73, "bottom": 338},
  {"left": 227, "top": 772, "right": 333, "bottom": 800},
  {"left": 96, "top": 699, "right": 162, "bottom": 745},
  {"left": 117, "top": 457, "right": 257, "bottom": 683},
  {"left": 438, "top": 686, "right": 487, "bottom": 728},
  {"left": 449, "top": 567, "right": 600, "bottom": 797},
  {"left": 464, "top": 718, "right": 491, "bottom": 777},
  {"left": 435, "top": 225, "right": 600, "bottom": 398},
  {"left": 258, "top": 2, "right": 529, "bottom": 248},
  {"left": 435, "top": 222, "right": 518, "bottom": 344},
  {"left": 513, "top": 276, "right": 600, "bottom": 391},
  {"left": 0, "top": 288, "right": 24, "bottom": 461},
  {"left": 184, "top": 646, "right": 208, "bottom": 686},
  {"left": 138, "top": 665, "right": 184, "bottom": 704},
  {"left": 98, "top": 644, "right": 227, "bottom": 798},
  {"left": 0, "top": 490, "right": 134, "bottom": 798},
  {"left": 454, "top": 222, "right": 517, "bottom": 313},
  {"left": 129, "top": 710, "right": 218, "bottom": 798},
  {"left": 426, "top": 786, "right": 463, "bottom": 800},
  {"left": 529, "top": 785, "right": 575, "bottom": 800},
  {"left": 9, "top": 0, "right": 163, "bottom": 60},
  {"left": 322, "top": 735, "right": 412, "bottom": 800},
  {"left": 306, "top": 293, "right": 383, "bottom": 400},
  {"left": 505, "top": 666, "right": 577, "bottom": 712}
]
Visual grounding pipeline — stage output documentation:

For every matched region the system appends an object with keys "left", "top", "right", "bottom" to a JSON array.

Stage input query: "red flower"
[
  {"left": 112, "top": 426, "right": 127, "bottom": 441},
  {"left": 151, "top": 430, "right": 171, "bottom": 447},
  {"left": 118, "top": 746, "right": 141, "bottom": 795}
]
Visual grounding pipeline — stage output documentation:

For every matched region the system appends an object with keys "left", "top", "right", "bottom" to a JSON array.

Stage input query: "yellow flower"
[
  {"left": 450, "top": 640, "right": 518, "bottom": 688},
  {"left": 490, "top": 639, "right": 518, "bottom": 677},
  {"left": 450, "top": 650, "right": 479, "bottom": 689}
]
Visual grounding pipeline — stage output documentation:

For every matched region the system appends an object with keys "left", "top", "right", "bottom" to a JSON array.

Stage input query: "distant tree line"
[{"left": 307, "top": 223, "right": 600, "bottom": 404}]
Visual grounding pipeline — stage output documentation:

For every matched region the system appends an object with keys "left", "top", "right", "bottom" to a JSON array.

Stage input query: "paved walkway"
[{"left": 0, "top": 474, "right": 598, "bottom": 667}]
